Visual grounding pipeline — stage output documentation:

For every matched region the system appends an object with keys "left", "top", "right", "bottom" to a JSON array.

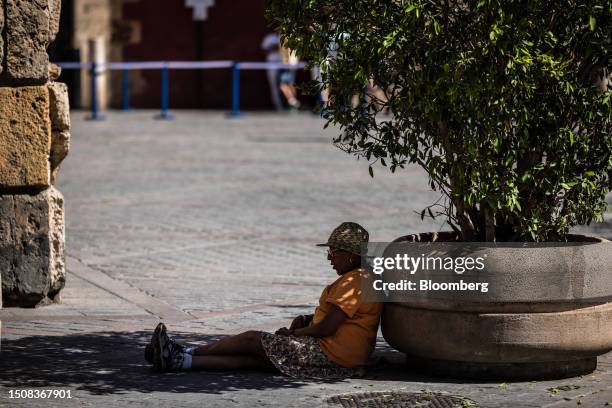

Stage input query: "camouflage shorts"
[{"left": 260, "top": 332, "right": 364, "bottom": 380}]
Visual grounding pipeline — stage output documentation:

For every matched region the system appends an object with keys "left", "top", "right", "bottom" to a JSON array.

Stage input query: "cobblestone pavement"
[{"left": 1, "top": 111, "right": 611, "bottom": 407}]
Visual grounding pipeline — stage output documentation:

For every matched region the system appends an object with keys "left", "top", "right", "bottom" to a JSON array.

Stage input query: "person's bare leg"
[
  {"left": 193, "top": 330, "right": 266, "bottom": 357},
  {"left": 191, "top": 355, "right": 274, "bottom": 371},
  {"left": 279, "top": 84, "right": 300, "bottom": 107},
  {"left": 321, "top": 87, "right": 330, "bottom": 107},
  {"left": 267, "top": 69, "right": 282, "bottom": 110},
  {"left": 279, "top": 83, "right": 296, "bottom": 100}
]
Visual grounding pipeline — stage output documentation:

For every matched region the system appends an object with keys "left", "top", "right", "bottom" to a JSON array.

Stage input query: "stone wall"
[{"left": 0, "top": 0, "right": 70, "bottom": 307}]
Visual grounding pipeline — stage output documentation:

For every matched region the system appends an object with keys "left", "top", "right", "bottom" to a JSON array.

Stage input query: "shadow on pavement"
[
  {"left": 0, "top": 331, "right": 457, "bottom": 395},
  {"left": 0, "top": 331, "right": 312, "bottom": 395}
]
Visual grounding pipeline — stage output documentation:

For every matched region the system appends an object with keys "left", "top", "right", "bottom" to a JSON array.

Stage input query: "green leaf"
[
  {"left": 368, "top": 166, "right": 374, "bottom": 178},
  {"left": 589, "top": 16, "right": 596, "bottom": 31}
]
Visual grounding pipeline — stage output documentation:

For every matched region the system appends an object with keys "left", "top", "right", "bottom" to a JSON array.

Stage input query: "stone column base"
[{"left": 0, "top": 187, "right": 65, "bottom": 307}]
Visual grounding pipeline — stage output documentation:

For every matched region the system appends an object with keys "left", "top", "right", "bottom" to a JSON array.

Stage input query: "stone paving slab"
[{"left": 1, "top": 111, "right": 611, "bottom": 407}]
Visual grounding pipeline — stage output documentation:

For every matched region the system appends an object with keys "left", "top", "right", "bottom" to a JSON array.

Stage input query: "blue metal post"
[
  {"left": 155, "top": 64, "right": 173, "bottom": 120},
  {"left": 121, "top": 68, "right": 132, "bottom": 112},
  {"left": 87, "top": 62, "right": 105, "bottom": 121},
  {"left": 228, "top": 63, "right": 243, "bottom": 117}
]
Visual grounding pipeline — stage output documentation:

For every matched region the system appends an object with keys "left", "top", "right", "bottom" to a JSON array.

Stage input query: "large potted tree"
[{"left": 269, "top": 1, "right": 612, "bottom": 379}]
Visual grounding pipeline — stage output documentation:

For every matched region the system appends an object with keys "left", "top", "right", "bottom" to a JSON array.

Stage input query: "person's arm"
[
  {"left": 291, "top": 305, "right": 346, "bottom": 338},
  {"left": 303, "top": 314, "right": 314, "bottom": 326},
  {"left": 275, "top": 314, "right": 314, "bottom": 335},
  {"left": 289, "top": 314, "right": 314, "bottom": 330},
  {"left": 277, "top": 272, "right": 362, "bottom": 337}
]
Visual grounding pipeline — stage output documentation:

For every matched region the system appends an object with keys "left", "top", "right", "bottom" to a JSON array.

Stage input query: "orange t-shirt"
[{"left": 311, "top": 268, "right": 383, "bottom": 368}]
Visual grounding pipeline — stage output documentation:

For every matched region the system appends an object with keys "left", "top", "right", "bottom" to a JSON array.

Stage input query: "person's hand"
[
  {"left": 289, "top": 315, "right": 306, "bottom": 330},
  {"left": 275, "top": 327, "right": 293, "bottom": 336}
]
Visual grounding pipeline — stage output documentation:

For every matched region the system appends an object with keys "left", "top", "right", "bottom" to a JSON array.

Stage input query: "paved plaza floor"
[{"left": 1, "top": 111, "right": 611, "bottom": 407}]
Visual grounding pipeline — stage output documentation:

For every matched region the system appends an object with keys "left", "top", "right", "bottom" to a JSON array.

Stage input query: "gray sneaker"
[
  {"left": 146, "top": 323, "right": 191, "bottom": 364},
  {"left": 152, "top": 324, "right": 185, "bottom": 372},
  {"left": 145, "top": 323, "right": 164, "bottom": 364}
]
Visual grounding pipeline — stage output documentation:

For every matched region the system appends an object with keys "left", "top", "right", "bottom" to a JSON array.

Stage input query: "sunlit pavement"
[{"left": 1, "top": 111, "right": 610, "bottom": 407}]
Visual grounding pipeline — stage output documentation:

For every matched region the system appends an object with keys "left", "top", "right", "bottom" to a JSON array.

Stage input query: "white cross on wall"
[{"left": 185, "top": 0, "right": 216, "bottom": 21}]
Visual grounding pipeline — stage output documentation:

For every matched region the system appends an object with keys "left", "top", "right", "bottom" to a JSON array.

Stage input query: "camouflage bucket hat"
[{"left": 317, "top": 222, "right": 369, "bottom": 255}]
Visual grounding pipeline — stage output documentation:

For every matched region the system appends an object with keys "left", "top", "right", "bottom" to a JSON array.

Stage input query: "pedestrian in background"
[
  {"left": 278, "top": 42, "right": 301, "bottom": 110},
  {"left": 261, "top": 32, "right": 283, "bottom": 111}
]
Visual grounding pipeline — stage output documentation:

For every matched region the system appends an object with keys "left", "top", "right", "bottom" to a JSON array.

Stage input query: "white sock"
[
  {"left": 184, "top": 347, "right": 195, "bottom": 355},
  {"left": 181, "top": 353, "right": 193, "bottom": 370}
]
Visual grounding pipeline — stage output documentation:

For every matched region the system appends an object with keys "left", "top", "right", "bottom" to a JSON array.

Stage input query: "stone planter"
[{"left": 381, "top": 232, "right": 612, "bottom": 380}]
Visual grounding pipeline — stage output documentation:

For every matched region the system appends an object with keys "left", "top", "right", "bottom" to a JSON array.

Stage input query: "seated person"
[{"left": 145, "top": 222, "right": 383, "bottom": 379}]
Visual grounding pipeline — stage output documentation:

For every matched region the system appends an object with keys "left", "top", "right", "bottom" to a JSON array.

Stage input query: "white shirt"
[{"left": 261, "top": 33, "right": 281, "bottom": 62}]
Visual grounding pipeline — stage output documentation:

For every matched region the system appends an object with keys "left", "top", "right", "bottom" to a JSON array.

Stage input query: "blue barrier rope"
[
  {"left": 55, "top": 61, "right": 303, "bottom": 70},
  {"left": 54, "top": 60, "right": 308, "bottom": 119}
]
